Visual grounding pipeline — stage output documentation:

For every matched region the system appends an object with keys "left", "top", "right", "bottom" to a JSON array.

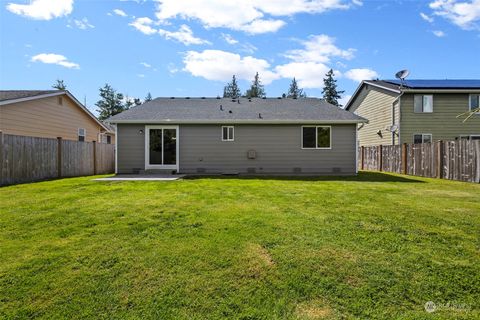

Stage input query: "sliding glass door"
[{"left": 145, "top": 126, "right": 178, "bottom": 170}]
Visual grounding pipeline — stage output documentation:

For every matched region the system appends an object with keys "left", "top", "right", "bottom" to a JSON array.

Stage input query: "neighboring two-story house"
[{"left": 345, "top": 80, "right": 480, "bottom": 146}]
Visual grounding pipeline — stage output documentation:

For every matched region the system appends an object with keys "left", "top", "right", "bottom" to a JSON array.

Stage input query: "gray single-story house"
[{"left": 107, "top": 97, "right": 367, "bottom": 175}]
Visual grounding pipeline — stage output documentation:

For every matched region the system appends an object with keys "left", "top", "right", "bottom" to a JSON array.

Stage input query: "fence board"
[
  {"left": 1, "top": 134, "right": 115, "bottom": 186},
  {"left": 359, "top": 140, "right": 480, "bottom": 183}
]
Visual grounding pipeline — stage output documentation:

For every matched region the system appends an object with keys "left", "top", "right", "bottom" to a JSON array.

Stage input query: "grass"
[{"left": 0, "top": 172, "right": 479, "bottom": 319}]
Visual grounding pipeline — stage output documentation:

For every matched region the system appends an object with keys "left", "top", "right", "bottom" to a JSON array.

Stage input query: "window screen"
[
  {"left": 470, "top": 95, "right": 479, "bottom": 111},
  {"left": 302, "top": 127, "right": 316, "bottom": 148},
  {"left": 414, "top": 95, "right": 433, "bottom": 113}
]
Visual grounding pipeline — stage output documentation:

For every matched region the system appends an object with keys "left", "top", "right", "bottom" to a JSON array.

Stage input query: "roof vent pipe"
[
  {"left": 220, "top": 105, "right": 223, "bottom": 111},
  {"left": 258, "top": 113, "right": 262, "bottom": 119}
]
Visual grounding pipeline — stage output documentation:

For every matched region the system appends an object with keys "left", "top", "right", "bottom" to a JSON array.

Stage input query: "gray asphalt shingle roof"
[
  {"left": 107, "top": 97, "right": 365, "bottom": 123},
  {"left": 0, "top": 90, "right": 61, "bottom": 102}
]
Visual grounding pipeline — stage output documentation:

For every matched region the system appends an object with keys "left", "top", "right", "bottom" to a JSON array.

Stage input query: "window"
[
  {"left": 302, "top": 126, "right": 331, "bottom": 149},
  {"left": 460, "top": 135, "right": 480, "bottom": 140},
  {"left": 413, "top": 133, "right": 432, "bottom": 144},
  {"left": 222, "top": 126, "right": 234, "bottom": 141},
  {"left": 78, "top": 128, "right": 86, "bottom": 142},
  {"left": 469, "top": 94, "right": 480, "bottom": 111},
  {"left": 414, "top": 95, "right": 433, "bottom": 113},
  {"left": 106, "top": 135, "right": 111, "bottom": 144}
]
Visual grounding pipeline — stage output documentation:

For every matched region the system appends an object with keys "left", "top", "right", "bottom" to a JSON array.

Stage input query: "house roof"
[
  {"left": 0, "top": 90, "right": 113, "bottom": 133},
  {"left": 107, "top": 97, "right": 367, "bottom": 124},
  {"left": 345, "top": 79, "right": 480, "bottom": 110},
  {"left": 0, "top": 90, "right": 60, "bottom": 102}
]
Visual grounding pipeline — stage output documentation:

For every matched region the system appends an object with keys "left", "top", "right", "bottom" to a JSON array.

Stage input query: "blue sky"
[{"left": 1, "top": 0, "right": 479, "bottom": 114}]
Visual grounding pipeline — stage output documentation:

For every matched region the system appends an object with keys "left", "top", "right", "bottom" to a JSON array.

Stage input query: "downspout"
[{"left": 392, "top": 90, "right": 404, "bottom": 145}]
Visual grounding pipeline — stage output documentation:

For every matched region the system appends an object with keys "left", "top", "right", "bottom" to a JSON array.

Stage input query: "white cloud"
[
  {"left": 420, "top": 12, "right": 434, "bottom": 23},
  {"left": 284, "top": 34, "right": 355, "bottom": 63},
  {"left": 275, "top": 62, "right": 332, "bottom": 88},
  {"left": 221, "top": 33, "right": 238, "bottom": 45},
  {"left": 429, "top": 0, "right": 480, "bottom": 30},
  {"left": 432, "top": 30, "right": 446, "bottom": 36},
  {"left": 183, "top": 50, "right": 279, "bottom": 84},
  {"left": 129, "top": 17, "right": 157, "bottom": 35},
  {"left": 344, "top": 68, "right": 378, "bottom": 82},
  {"left": 140, "top": 62, "right": 151, "bottom": 68},
  {"left": 158, "top": 24, "right": 211, "bottom": 45},
  {"left": 6, "top": 0, "right": 73, "bottom": 20},
  {"left": 137, "top": 74, "right": 145, "bottom": 78},
  {"left": 31, "top": 53, "right": 79, "bottom": 69},
  {"left": 73, "top": 18, "right": 94, "bottom": 29},
  {"left": 154, "top": 0, "right": 359, "bottom": 33},
  {"left": 113, "top": 9, "right": 128, "bottom": 17}
]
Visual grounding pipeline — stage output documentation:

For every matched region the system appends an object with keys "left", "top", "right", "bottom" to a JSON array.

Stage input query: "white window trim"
[
  {"left": 144, "top": 125, "right": 179, "bottom": 171},
  {"left": 301, "top": 125, "right": 332, "bottom": 150},
  {"left": 469, "top": 94, "right": 480, "bottom": 113},
  {"left": 221, "top": 126, "right": 234, "bottom": 141},
  {"left": 459, "top": 134, "right": 480, "bottom": 140},
  {"left": 78, "top": 128, "right": 86, "bottom": 141},
  {"left": 413, "top": 133, "right": 432, "bottom": 144},
  {"left": 414, "top": 94, "right": 434, "bottom": 113}
]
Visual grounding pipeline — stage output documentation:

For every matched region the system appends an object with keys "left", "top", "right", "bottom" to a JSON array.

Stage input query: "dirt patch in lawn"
[
  {"left": 295, "top": 299, "right": 334, "bottom": 319},
  {"left": 243, "top": 243, "right": 275, "bottom": 278}
]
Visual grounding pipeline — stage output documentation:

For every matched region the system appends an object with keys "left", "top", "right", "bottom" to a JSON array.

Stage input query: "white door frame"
[{"left": 144, "top": 125, "right": 179, "bottom": 171}]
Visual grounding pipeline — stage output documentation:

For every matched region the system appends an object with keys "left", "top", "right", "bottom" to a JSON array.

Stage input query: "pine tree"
[
  {"left": 322, "top": 69, "right": 344, "bottom": 107},
  {"left": 52, "top": 79, "right": 66, "bottom": 90},
  {"left": 95, "top": 84, "right": 125, "bottom": 121},
  {"left": 286, "top": 78, "right": 306, "bottom": 99},
  {"left": 134, "top": 98, "right": 142, "bottom": 106},
  {"left": 144, "top": 92, "right": 152, "bottom": 102},
  {"left": 223, "top": 75, "right": 241, "bottom": 99},
  {"left": 245, "top": 72, "right": 266, "bottom": 98}
]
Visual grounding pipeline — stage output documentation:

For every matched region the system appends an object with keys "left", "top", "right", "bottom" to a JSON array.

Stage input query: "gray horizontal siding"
[
  {"left": 179, "top": 124, "right": 356, "bottom": 174},
  {"left": 117, "top": 124, "right": 145, "bottom": 173}
]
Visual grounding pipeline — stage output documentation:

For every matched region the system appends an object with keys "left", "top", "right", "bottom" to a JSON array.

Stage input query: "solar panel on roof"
[{"left": 384, "top": 79, "right": 480, "bottom": 89}]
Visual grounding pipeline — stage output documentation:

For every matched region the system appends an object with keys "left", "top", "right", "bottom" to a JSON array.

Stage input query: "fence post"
[
  {"left": 93, "top": 141, "right": 97, "bottom": 175},
  {"left": 0, "top": 131, "right": 3, "bottom": 185},
  {"left": 402, "top": 143, "right": 407, "bottom": 175},
  {"left": 378, "top": 145, "right": 383, "bottom": 172},
  {"left": 361, "top": 146, "right": 365, "bottom": 170},
  {"left": 437, "top": 140, "right": 443, "bottom": 179},
  {"left": 57, "top": 137, "right": 62, "bottom": 178}
]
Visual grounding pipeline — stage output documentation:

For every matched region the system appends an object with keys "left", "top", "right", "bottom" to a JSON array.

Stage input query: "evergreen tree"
[
  {"left": 95, "top": 84, "right": 125, "bottom": 121},
  {"left": 223, "top": 75, "right": 241, "bottom": 99},
  {"left": 245, "top": 72, "right": 266, "bottom": 98},
  {"left": 134, "top": 98, "right": 142, "bottom": 106},
  {"left": 286, "top": 78, "right": 306, "bottom": 99},
  {"left": 144, "top": 92, "right": 152, "bottom": 102},
  {"left": 52, "top": 79, "right": 66, "bottom": 90},
  {"left": 322, "top": 69, "right": 344, "bottom": 107}
]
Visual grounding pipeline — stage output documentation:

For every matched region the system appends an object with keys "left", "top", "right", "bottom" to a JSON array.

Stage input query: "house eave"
[{"left": 107, "top": 119, "right": 368, "bottom": 125}]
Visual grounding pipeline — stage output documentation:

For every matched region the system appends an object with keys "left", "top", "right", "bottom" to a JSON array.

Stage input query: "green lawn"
[{"left": 0, "top": 173, "right": 479, "bottom": 319}]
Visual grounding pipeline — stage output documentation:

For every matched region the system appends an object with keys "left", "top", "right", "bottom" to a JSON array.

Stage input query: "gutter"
[{"left": 107, "top": 119, "right": 368, "bottom": 125}]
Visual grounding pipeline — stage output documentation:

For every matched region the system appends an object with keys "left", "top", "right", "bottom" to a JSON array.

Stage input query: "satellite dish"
[
  {"left": 395, "top": 69, "right": 409, "bottom": 80},
  {"left": 395, "top": 69, "right": 409, "bottom": 88}
]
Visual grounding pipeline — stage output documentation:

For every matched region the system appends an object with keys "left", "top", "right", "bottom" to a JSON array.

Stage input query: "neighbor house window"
[
  {"left": 460, "top": 135, "right": 480, "bottom": 140},
  {"left": 222, "top": 126, "right": 234, "bottom": 141},
  {"left": 414, "top": 95, "right": 433, "bottom": 113},
  {"left": 469, "top": 94, "right": 479, "bottom": 111},
  {"left": 78, "top": 128, "right": 86, "bottom": 142},
  {"left": 302, "top": 126, "right": 331, "bottom": 149},
  {"left": 413, "top": 133, "right": 432, "bottom": 144},
  {"left": 107, "top": 135, "right": 111, "bottom": 144}
]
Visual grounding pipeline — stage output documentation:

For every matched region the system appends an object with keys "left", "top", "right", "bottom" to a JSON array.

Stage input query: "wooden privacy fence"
[
  {"left": 0, "top": 132, "right": 115, "bottom": 186},
  {"left": 359, "top": 140, "right": 480, "bottom": 183}
]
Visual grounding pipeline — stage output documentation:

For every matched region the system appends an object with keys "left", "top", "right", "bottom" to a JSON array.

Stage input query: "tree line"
[
  {"left": 52, "top": 79, "right": 152, "bottom": 121},
  {"left": 222, "top": 69, "right": 344, "bottom": 106}
]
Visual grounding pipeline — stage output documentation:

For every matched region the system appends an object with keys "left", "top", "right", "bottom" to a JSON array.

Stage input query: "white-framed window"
[
  {"left": 222, "top": 126, "right": 234, "bottom": 141},
  {"left": 460, "top": 135, "right": 480, "bottom": 140},
  {"left": 469, "top": 94, "right": 480, "bottom": 112},
  {"left": 78, "top": 128, "right": 86, "bottom": 142},
  {"left": 302, "top": 126, "right": 331, "bottom": 149},
  {"left": 414, "top": 95, "right": 433, "bottom": 113},
  {"left": 413, "top": 133, "right": 432, "bottom": 144}
]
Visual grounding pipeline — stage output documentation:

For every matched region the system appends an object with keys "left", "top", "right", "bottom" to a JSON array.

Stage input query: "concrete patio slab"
[{"left": 94, "top": 174, "right": 185, "bottom": 181}]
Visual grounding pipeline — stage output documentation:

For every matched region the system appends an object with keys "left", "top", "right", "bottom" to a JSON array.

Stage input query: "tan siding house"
[
  {"left": 346, "top": 80, "right": 480, "bottom": 146},
  {"left": 0, "top": 90, "right": 114, "bottom": 143}
]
